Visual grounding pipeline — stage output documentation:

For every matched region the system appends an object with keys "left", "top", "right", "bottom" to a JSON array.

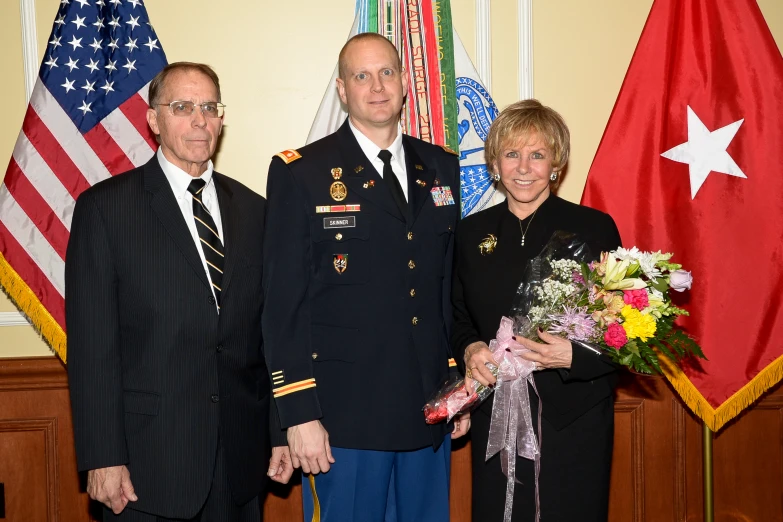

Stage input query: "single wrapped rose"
[{"left": 669, "top": 269, "right": 693, "bottom": 292}]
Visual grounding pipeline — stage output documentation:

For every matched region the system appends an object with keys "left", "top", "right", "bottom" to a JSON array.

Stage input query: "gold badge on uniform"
[
  {"left": 333, "top": 254, "right": 348, "bottom": 274},
  {"left": 415, "top": 164, "right": 424, "bottom": 171},
  {"left": 478, "top": 234, "right": 498, "bottom": 255},
  {"left": 331, "top": 168, "right": 343, "bottom": 179},
  {"left": 354, "top": 165, "right": 364, "bottom": 174},
  {"left": 330, "top": 181, "right": 347, "bottom": 201},
  {"left": 415, "top": 179, "right": 426, "bottom": 187}
]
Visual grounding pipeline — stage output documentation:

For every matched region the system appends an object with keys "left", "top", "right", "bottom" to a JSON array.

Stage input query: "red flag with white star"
[{"left": 581, "top": 0, "right": 783, "bottom": 431}]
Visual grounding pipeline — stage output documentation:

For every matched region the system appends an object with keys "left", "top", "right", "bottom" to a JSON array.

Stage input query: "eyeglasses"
[{"left": 157, "top": 100, "right": 225, "bottom": 118}]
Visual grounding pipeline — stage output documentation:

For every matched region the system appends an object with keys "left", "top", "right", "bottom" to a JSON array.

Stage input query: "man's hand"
[
  {"left": 87, "top": 465, "right": 137, "bottom": 514},
  {"left": 287, "top": 420, "right": 335, "bottom": 475},
  {"left": 452, "top": 412, "right": 471, "bottom": 439},
  {"left": 268, "top": 446, "right": 295, "bottom": 484}
]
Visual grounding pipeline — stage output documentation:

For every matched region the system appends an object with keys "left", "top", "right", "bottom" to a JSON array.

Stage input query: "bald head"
[{"left": 338, "top": 33, "right": 402, "bottom": 80}]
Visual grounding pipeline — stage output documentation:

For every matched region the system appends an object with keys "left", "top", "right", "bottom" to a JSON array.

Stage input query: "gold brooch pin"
[
  {"left": 331, "top": 167, "right": 343, "bottom": 180},
  {"left": 478, "top": 234, "right": 498, "bottom": 255}
]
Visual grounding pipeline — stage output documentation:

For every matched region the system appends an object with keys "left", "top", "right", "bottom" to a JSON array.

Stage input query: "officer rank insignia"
[
  {"left": 430, "top": 186, "right": 455, "bottom": 206},
  {"left": 275, "top": 149, "right": 301, "bottom": 164},
  {"left": 333, "top": 254, "right": 348, "bottom": 274}
]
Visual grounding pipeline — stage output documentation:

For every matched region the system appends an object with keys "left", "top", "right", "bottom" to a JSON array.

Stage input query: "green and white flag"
[{"left": 307, "top": 0, "right": 504, "bottom": 217}]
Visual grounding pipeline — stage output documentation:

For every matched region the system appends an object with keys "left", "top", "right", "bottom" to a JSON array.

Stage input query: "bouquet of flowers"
[
  {"left": 511, "top": 231, "right": 706, "bottom": 374},
  {"left": 423, "top": 231, "right": 706, "bottom": 424}
]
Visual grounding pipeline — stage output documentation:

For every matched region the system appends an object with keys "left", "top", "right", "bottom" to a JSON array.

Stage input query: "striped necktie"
[{"left": 187, "top": 178, "right": 224, "bottom": 306}]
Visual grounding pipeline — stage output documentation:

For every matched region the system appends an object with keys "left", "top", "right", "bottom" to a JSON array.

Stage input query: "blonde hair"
[{"left": 484, "top": 99, "right": 570, "bottom": 174}]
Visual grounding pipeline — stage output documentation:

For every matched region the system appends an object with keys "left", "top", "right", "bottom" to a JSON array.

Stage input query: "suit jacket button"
[
  {"left": 211, "top": 394, "right": 219, "bottom": 403},
  {"left": 216, "top": 345, "right": 223, "bottom": 353},
  {"left": 208, "top": 295, "right": 215, "bottom": 305},
  {"left": 408, "top": 260, "right": 416, "bottom": 269},
  {"left": 412, "top": 317, "right": 419, "bottom": 325},
  {"left": 312, "top": 353, "right": 318, "bottom": 360},
  {"left": 407, "top": 232, "right": 414, "bottom": 240},
  {"left": 410, "top": 289, "right": 416, "bottom": 297}
]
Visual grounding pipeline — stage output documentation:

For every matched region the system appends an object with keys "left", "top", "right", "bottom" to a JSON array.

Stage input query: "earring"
[
  {"left": 492, "top": 172, "right": 500, "bottom": 182},
  {"left": 550, "top": 171, "right": 558, "bottom": 182}
]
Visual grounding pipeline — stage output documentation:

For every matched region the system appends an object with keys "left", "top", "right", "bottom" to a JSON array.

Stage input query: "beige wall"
[{"left": 1, "top": 0, "right": 781, "bottom": 357}]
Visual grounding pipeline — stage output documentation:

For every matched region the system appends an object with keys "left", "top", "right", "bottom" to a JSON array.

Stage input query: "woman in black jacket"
[{"left": 453, "top": 99, "right": 621, "bottom": 521}]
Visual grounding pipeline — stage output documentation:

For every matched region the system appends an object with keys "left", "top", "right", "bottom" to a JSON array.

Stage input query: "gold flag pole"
[{"left": 703, "top": 421, "right": 714, "bottom": 522}]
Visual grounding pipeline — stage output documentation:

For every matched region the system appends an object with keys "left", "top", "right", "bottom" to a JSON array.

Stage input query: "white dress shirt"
[
  {"left": 157, "top": 148, "right": 223, "bottom": 309},
  {"left": 349, "top": 119, "right": 408, "bottom": 200}
]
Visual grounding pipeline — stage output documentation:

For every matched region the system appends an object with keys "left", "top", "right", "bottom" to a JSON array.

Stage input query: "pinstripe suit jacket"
[{"left": 66, "top": 156, "right": 277, "bottom": 519}]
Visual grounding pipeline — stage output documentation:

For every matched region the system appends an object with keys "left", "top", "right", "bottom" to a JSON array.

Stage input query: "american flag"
[{"left": 0, "top": 0, "right": 167, "bottom": 361}]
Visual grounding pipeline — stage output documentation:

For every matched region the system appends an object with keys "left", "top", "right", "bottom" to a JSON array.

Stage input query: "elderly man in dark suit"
[
  {"left": 263, "top": 34, "right": 466, "bottom": 522},
  {"left": 66, "top": 62, "right": 292, "bottom": 522}
]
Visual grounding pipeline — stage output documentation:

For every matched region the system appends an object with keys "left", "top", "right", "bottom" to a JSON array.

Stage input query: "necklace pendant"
[{"left": 520, "top": 238, "right": 525, "bottom": 247}]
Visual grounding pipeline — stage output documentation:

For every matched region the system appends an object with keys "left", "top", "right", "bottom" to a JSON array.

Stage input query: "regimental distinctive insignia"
[
  {"left": 478, "top": 234, "right": 498, "bottom": 255},
  {"left": 430, "top": 186, "right": 456, "bottom": 206},
  {"left": 333, "top": 254, "right": 348, "bottom": 274},
  {"left": 275, "top": 149, "right": 301, "bottom": 164},
  {"left": 415, "top": 179, "right": 426, "bottom": 187},
  {"left": 330, "top": 181, "right": 347, "bottom": 201},
  {"left": 354, "top": 165, "right": 364, "bottom": 174},
  {"left": 434, "top": 178, "right": 440, "bottom": 186},
  {"left": 331, "top": 167, "right": 343, "bottom": 179},
  {"left": 415, "top": 164, "right": 424, "bottom": 170}
]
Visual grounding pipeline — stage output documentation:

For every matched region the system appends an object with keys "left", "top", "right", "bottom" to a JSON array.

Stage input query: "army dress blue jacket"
[{"left": 262, "top": 120, "right": 461, "bottom": 451}]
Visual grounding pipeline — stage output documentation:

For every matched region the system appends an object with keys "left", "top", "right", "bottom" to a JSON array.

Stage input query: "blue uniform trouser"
[{"left": 302, "top": 436, "right": 451, "bottom": 522}]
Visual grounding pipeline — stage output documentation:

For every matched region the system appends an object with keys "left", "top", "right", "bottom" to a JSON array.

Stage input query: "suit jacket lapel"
[
  {"left": 145, "top": 157, "right": 210, "bottom": 290},
  {"left": 336, "top": 120, "right": 405, "bottom": 222},
  {"left": 404, "top": 138, "right": 436, "bottom": 225},
  {"left": 214, "top": 174, "right": 239, "bottom": 297}
]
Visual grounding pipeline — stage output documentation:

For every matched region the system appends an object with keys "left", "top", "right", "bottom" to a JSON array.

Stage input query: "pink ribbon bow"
[{"left": 486, "top": 316, "right": 542, "bottom": 522}]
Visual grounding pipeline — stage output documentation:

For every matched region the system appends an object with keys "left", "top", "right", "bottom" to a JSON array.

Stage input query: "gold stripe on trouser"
[{"left": 308, "top": 474, "right": 321, "bottom": 522}]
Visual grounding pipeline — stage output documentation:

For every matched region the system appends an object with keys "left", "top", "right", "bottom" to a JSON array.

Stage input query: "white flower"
[{"left": 612, "top": 247, "right": 669, "bottom": 281}]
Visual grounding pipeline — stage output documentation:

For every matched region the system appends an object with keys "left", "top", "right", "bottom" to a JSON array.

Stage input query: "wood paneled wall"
[{"left": 0, "top": 357, "right": 780, "bottom": 522}]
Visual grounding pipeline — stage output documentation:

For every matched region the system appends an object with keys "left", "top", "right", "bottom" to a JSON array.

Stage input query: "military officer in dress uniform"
[{"left": 262, "top": 33, "right": 467, "bottom": 522}]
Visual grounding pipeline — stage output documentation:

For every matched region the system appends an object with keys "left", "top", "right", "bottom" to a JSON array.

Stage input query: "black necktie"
[
  {"left": 378, "top": 149, "right": 408, "bottom": 219},
  {"left": 187, "top": 179, "right": 224, "bottom": 307}
]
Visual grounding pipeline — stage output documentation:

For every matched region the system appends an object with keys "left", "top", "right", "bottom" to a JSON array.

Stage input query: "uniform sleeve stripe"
[
  {"left": 273, "top": 378, "right": 316, "bottom": 396},
  {"left": 274, "top": 382, "right": 317, "bottom": 398},
  {"left": 448, "top": 358, "right": 457, "bottom": 367}
]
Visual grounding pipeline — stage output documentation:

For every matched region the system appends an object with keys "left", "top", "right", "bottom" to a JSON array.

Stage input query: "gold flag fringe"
[
  {"left": 0, "top": 252, "right": 66, "bottom": 362},
  {"left": 661, "top": 352, "right": 783, "bottom": 432}
]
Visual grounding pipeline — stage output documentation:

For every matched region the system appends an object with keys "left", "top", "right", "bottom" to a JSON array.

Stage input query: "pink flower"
[
  {"left": 623, "top": 289, "right": 649, "bottom": 310},
  {"left": 604, "top": 322, "right": 628, "bottom": 349},
  {"left": 572, "top": 271, "right": 585, "bottom": 285}
]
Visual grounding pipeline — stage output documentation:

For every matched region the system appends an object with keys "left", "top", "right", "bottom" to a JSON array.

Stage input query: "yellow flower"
[
  {"left": 602, "top": 256, "right": 647, "bottom": 290},
  {"left": 620, "top": 305, "right": 657, "bottom": 341},
  {"left": 603, "top": 294, "right": 626, "bottom": 313}
]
